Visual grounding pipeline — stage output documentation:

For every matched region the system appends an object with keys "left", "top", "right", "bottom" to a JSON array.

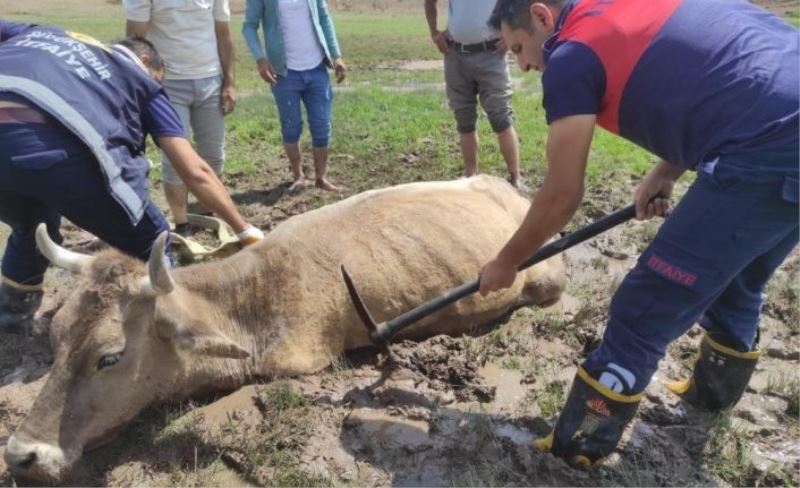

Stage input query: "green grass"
[
  {"left": 5, "top": 4, "right": 655, "bottom": 199},
  {"left": 537, "top": 381, "right": 566, "bottom": 418},
  {"left": 766, "top": 370, "right": 800, "bottom": 418},
  {"left": 704, "top": 413, "right": 769, "bottom": 487},
  {"left": 218, "top": 382, "right": 330, "bottom": 487},
  {"left": 350, "top": 67, "right": 444, "bottom": 86},
  {"left": 501, "top": 356, "right": 523, "bottom": 370},
  {"left": 334, "top": 12, "right": 440, "bottom": 65},
  {"left": 701, "top": 413, "right": 799, "bottom": 487}
]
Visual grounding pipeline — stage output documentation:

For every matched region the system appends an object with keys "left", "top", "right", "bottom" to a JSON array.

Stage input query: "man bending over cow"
[
  {"left": 0, "top": 20, "right": 264, "bottom": 333},
  {"left": 479, "top": 0, "right": 798, "bottom": 468}
]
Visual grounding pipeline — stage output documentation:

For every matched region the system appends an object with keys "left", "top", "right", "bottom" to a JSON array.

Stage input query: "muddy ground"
[
  {"left": 0, "top": 163, "right": 797, "bottom": 487},
  {"left": 0, "top": 1, "right": 797, "bottom": 485}
]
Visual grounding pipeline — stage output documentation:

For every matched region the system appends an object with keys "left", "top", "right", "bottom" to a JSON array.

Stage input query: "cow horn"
[
  {"left": 141, "top": 231, "right": 175, "bottom": 296},
  {"left": 35, "top": 223, "right": 93, "bottom": 273}
]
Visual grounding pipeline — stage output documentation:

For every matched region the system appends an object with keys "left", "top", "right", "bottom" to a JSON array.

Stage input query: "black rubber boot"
[
  {"left": 0, "top": 282, "right": 43, "bottom": 334},
  {"left": 534, "top": 366, "right": 641, "bottom": 468},
  {"left": 667, "top": 331, "right": 760, "bottom": 411}
]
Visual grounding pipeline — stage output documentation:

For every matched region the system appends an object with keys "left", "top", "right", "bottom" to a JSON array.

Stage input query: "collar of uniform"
[
  {"left": 542, "top": 0, "right": 580, "bottom": 64},
  {"left": 110, "top": 43, "right": 149, "bottom": 75}
]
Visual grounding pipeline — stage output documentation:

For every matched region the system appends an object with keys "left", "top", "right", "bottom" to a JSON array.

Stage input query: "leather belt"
[{"left": 449, "top": 38, "right": 499, "bottom": 54}]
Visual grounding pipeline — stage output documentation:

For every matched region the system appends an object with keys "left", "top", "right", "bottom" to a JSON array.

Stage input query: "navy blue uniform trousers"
[
  {"left": 584, "top": 159, "right": 799, "bottom": 392},
  {"left": 0, "top": 121, "right": 169, "bottom": 288}
]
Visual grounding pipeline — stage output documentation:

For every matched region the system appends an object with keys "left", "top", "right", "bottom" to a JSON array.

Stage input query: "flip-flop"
[
  {"left": 169, "top": 213, "right": 242, "bottom": 264},
  {"left": 287, "top": 180, "right": 308, "bottom": 195}
]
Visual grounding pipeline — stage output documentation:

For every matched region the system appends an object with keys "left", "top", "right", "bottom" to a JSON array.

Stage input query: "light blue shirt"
[
  {"left": 447, "top": 0, "right": 499, "bottom": 44},
  {"left": 242, "top": 0, "right": 342, "bottom": 77}
]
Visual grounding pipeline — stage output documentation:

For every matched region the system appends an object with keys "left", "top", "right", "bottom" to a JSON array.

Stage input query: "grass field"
[
  {"left": 7, "top": 0, "right": 796, "bottom": 214},
  {"left": 0, "top": 0, "right": 658, "bottom": 216}
]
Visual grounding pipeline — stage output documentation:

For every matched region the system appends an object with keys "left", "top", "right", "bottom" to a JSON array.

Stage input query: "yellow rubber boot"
[
  {"left": 668, "top": 331, "right": 760, "bottom": 411},
  {"left": 539, "top": 367, "right": 641, "bottom": 468},
  {"left": 533, "top": 431, "right": 554, "bottom": 452}
]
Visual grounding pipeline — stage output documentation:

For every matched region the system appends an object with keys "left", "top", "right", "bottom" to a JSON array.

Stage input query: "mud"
[{"left": 0, "top": 176, "right": 797, "bottom": 486}]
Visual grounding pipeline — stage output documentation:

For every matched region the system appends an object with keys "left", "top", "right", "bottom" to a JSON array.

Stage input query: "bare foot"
[
  {"left": 315, "top": 178, "right": 340, "bottom": 191},
  {"left": 288, "top": 178, "right": 308, "bottom": 194}
]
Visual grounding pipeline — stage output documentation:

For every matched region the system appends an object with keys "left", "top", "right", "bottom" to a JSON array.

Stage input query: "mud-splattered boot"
[
  {"left": 0, "top": 282, "right": 43, "bottom": 334},
  {"left": 667, "top": 331, "right": 760, "bottom": 411},
  {"left": 534, "top": 366, "right": 641, "bottom": 468}
]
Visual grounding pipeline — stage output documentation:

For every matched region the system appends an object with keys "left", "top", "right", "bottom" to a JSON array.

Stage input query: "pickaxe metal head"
[
  {"left": 339, "top": 204, "right": 640, "bottom": 350},
  {"left": 340, "top": 265, "right": 393, "bottom": 346}
]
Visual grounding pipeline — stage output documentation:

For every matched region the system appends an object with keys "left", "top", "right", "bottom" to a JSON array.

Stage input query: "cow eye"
[{"left": 97, "top": 353, "right": 122, "bottom": 370}]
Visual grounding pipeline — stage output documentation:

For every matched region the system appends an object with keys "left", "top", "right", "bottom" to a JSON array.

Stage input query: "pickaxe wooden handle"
[{"left": 341, "top": 203, "right": 637, "bottom": 346}]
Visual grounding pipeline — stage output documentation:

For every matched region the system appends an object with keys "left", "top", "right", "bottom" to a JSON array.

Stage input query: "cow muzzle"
[{"left": 5, "top": 435, "right": 72, "bottom": 483}]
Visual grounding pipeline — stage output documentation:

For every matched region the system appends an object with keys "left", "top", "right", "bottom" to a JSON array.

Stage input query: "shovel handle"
[{"left": 372, "top": 204, "right": 637, "bottom": 343}]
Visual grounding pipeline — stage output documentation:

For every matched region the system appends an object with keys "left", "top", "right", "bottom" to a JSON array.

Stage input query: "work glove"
[{"left": 236, "top": 225, "right": 265, "bottom": 246}]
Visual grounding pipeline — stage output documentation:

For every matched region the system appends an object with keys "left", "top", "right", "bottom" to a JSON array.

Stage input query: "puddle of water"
[
  {"left": 347, "top": 408, "right": 431, "bottom": 449},
  {"left": 736, "top": 393, "right": 788, "bottom": 425},
  {"left": 565, "top": 242, "right": 634, "bottom": 284},
  {"left": 480, "top": 362, "right": 525, "bottom": 411},
  {"left": 749, "top": 360, "right": 798, "bottom": 393},
  {"left": 494, "top": 422, "right": 534, "bottom": 444},
  {"left": 752, "top": 438, "right": 800, "bottom": 465}
]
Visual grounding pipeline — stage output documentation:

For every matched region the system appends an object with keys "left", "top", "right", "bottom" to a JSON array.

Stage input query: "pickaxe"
[{"left": 341, "top": 203, "right": 638, "bottom": 346}]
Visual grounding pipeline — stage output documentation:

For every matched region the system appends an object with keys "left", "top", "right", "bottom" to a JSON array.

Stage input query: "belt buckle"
[{"left": 458, "top": 42, "right": 469, "bottom": 53}]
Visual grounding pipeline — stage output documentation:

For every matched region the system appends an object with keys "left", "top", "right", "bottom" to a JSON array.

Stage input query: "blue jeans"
[
  {"left": 0, "top": 122, "right": 169, "bottom": 287},
  {"left": 584, "top": 161, "right": 799, "bottom": 392},
  {"left": 271, "top": 63, "right": 333, "bottom": 148}
]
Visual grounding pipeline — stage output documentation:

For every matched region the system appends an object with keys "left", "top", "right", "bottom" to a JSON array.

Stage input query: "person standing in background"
[
  {"left": 124, "top": 0, "right": 236, "bottom": 236},
  {"left": 425, "top": 0, "right": 525, "bottom": 190},
  {"left": 243, "top": 0, "right": 346, "bottom": 193}
]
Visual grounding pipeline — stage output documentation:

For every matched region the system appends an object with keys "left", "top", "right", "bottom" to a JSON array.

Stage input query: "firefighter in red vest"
[{"left": 480, "top": 0, "right": 798, "bottom": 467}]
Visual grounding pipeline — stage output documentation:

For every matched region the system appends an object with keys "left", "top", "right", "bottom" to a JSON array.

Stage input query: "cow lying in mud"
[{"left": 4, "top": 175, "right": 566, "bottom": 483}]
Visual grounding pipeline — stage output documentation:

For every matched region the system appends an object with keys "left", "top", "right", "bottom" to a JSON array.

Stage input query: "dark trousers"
[
  {"left": 584, "top": 160, "right": 799, "bottom": 392},
  {"left": 0, "top": 122, "right": 169, "bottom": 287}
]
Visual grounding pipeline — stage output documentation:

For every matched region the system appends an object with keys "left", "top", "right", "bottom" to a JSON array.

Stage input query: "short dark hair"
[
  {"left": 488, "top": 0, "right": 566, "bottom": 31},
  {"left": 115, "top": 36, "right": 164, "bottom": 72}
]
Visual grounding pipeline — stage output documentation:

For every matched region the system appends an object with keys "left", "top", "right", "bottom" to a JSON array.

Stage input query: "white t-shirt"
[
  {"left": 123, "top": 0, "right": 230, "bottom": 80},
  {"left": 447, "top": 0, "right": 499, "bottom": 44},
  {"left": 277, "top": 0, "right": 325, "bottom": 71}
]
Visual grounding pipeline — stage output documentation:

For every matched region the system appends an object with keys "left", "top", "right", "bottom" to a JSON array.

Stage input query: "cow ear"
[{"left": 157, "top": 319, "right": 250, "bottom": 359}]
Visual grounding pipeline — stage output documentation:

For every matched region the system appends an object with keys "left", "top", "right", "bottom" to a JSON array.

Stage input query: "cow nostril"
[{"left": 16, "top": 451, "right": 36, "bottom": 470}]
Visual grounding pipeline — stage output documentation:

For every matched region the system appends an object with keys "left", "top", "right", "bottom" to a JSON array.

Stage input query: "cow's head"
[{"left": 4, "top": 226, "right": 250, "bottom": 483}]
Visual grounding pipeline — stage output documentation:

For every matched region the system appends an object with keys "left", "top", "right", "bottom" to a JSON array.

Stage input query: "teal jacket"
[{"left": 242, "top": 0, "right": 342, "bottom": 77}]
